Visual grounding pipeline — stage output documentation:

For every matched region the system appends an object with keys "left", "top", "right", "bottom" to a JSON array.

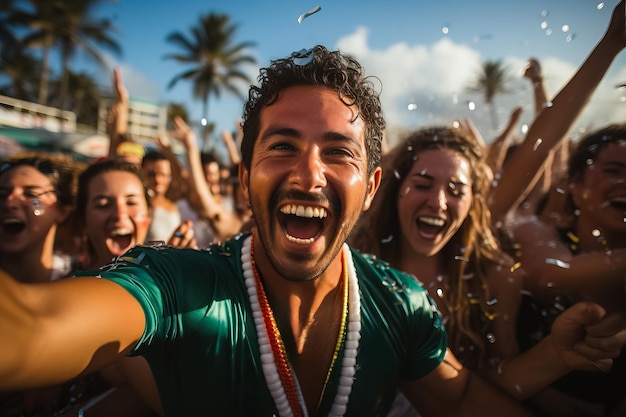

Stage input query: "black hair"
[
  {"left": 0, "top": 153, "right": 77, "bottom": 207},
  {"left": 240, "top": 45, "right": 385, "bottom": 177}
]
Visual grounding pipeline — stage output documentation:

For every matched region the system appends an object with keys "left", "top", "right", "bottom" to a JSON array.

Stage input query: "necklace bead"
[{"left": 241, "top": 236, "right": 360, "bottom": 417}]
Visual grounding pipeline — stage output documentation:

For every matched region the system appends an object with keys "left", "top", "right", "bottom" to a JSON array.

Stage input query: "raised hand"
[
  {"left": 523, "top": 58, "right": 542, "bottom": 82},
  {"left": 167, "top": 220, "right": 198, "bottom": 249},
  {"left": 172, "top": 116, "right": 198, "bottom": 151}
]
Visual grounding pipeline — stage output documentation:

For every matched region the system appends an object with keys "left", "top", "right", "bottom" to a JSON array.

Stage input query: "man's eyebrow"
[
  {"left": 260, "top": 127, "right": 299, "bottom": 143},
  {"left": 260, "top": 127, "right": 359, "bottom": 146},
  {"left": 325, "top": 131, "right": 361, "bottom": 146}
]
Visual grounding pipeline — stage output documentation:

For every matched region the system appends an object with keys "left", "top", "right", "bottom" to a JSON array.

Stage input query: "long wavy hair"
[{"left": 350, "top": 125, "right": 507, "bottom": 366}]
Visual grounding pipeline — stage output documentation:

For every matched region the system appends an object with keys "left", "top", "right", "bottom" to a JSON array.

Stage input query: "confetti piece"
[
  {"left": 381, "top": 235, "right": 394, "bottom": 244},
  {"left": 292, "top": 48, "right": 314, "bottom": 65},
  {"left": 545, "top": 258, "right": 570, "bottom": 268},
  {"left": 297, "top": 6, "right": 321, "bottom": 24}
]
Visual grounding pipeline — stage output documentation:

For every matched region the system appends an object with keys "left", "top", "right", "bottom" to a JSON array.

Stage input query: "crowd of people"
[{"left": 0, "top": 1, "right": 624, "bottom": 416}]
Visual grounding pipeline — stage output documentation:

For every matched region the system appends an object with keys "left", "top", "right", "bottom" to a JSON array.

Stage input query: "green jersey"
[{"left": 81, "top": 234, "right": 447, "bottom": 416}]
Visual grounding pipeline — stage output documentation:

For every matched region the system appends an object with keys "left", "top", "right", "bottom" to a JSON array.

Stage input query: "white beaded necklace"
[{"left": 241, "top": 235, "right": 361, "bottom": 417}]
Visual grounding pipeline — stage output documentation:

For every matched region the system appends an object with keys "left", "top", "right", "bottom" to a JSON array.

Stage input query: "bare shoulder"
[
  {"left": 508, "top": 216, "right": 571, "bottom": 262},
  {"left": 508, "top": 215, "right": 559, "bottom": 242}
]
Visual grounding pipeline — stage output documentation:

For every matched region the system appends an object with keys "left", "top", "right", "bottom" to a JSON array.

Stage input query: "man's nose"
[{"left": 290, "top": 148, "right": 327, "bottom": 191}]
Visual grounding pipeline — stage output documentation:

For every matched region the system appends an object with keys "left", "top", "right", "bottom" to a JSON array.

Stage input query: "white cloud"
[{"left": 334, "top": 27, "right": 625, "bottom": 147}]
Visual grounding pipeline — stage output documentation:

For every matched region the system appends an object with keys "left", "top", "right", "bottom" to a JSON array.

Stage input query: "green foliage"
[{"left": 164, "top": 12, "right": 257, "bottom": 135}]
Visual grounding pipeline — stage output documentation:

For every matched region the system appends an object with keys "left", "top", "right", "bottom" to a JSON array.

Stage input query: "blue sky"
[{"left": 81, "top": 0, "right": 625, "bottom": 147}]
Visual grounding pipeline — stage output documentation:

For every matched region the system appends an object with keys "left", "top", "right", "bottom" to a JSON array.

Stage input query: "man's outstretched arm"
[{"left": 0, "top": 269, "right": 145, "bottom": 389}]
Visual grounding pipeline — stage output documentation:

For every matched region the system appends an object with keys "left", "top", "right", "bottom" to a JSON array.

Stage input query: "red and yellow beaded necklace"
[{"left": 241, "top": 235, "right": 360, "bottom": 417}]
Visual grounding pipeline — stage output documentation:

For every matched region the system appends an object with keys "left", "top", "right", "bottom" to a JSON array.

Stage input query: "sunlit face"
[
  {"left": 397, "top": 148, "right": 473, "bottom": 258},
  {"left": 240, "top": 85, "right": 381, "bottom": 282},
  {"left": 0, "top": 165, "right": 61, "bottom": 254},
  {"left": 143, "top": 159, "right": 172, "bottom": 197},
  {"left": 84, "top": 170, "right": 150, "bottom": 266},
  {"left": 571, "top": 143, "right": 626, "bottom": 239}
]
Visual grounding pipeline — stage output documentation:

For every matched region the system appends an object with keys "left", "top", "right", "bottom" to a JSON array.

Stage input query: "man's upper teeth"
[
  {"left": 611, "top": 196, "right": 626, "bottom": 203},
  {"left": 420, "top": 217, "right": 444, "bottom": 226},
  {"left": 2, "top": 218, "right": 22, "bottom": 225},
  {"left": 280, "top": 204, "right": 327, "bottom": 219}
]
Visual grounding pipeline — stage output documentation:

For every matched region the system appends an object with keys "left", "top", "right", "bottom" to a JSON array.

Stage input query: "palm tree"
[
  {"left": 58, "top": 70, "right": 102, "bottom": 127},
  {"left": 0, "top": 0, "right": 20, "bottom": 65},
  {"left": 164, "top": 12, "right": 256, "bottom": 145},
  {"left": 167, "top": 102, "right": 190, "bottom": 129},
  {"left": 15, "top": 0, "right": 121, "bottom": 108},
  {"left": 469, "top": 60, "right": 510, "bottom": 131},
  {"left": 0, "top": 46, "right": 40, "bottom": 102}
]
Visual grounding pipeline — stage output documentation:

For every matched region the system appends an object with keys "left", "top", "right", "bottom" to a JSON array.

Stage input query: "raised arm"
[
  {"left": 512, "top": 218, "right": 626, "bottom": 311},
  {"left": 486, "top": 106, "right": 523, "bottom": 174},
  {"left": 523, "top": 58, "right": 549, "bottom": 116},
  {"left": 221, "top": 123, "right": 242, "bottom": 166},
  {"left": 0, "top": 269, "right": 145, "bottom": 389},
  {"left": 481, "top": 301, "right": 626, "bottom": 400},
  {"left": 401, "top": 350, "right": 534, "bottom": 417},
  {"left": 402, "top": 303, "right": 625, "bottom": 415},
  {"left": 172, "top": 117, "right": 243, "bottom": 241},
  {"left": 489, "top": 0, "right": 626, "bottom": 223},
  {"left": 106, "top": 68, "right": 129, "bottom": 159}
]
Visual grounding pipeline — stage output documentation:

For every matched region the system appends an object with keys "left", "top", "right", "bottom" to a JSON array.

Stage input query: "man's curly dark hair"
[{"left": 240, "top": 45, "right": 385, "bottom": 177}]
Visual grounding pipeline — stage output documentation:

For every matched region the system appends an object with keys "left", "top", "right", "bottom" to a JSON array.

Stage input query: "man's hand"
[{"left": 551, "top": 301, "right": 626, "bottom": 373}]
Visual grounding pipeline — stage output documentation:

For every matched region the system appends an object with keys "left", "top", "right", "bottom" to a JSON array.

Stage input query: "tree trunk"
[
  {"left": 38, "top": 32, "right": 53, "bottom": 106},
  {"left": 489, "top": 101, "right": 499, "bottom": 132},
  {"left": 59, "top": 47, "right": 70, "bottom": 110},
  {"left": 201, "top": 95, "right": 210, "bottom": 150}
]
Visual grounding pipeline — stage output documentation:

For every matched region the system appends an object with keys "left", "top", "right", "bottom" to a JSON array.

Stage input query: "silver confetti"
[
  {"left": 545, "top": 258, "right": 570, "bottom": 268},
  {"left": 297, "top": 6, "right": 321, "bottom": 24}
]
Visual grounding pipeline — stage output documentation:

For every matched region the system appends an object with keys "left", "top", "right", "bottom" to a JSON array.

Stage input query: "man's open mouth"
[{"left": 279, "top": 204, "right": 328, "bottom": 244}]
